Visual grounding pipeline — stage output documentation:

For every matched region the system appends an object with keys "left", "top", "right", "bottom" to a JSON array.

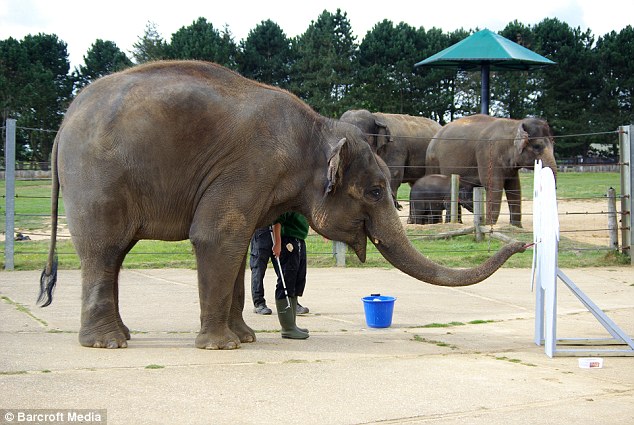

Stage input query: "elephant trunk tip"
[
  {"left": 499, "top": 241, "right": 530, "bottom": 256},
  {"left": 430, "top": 240, "right": 528, "bottom": 287}
]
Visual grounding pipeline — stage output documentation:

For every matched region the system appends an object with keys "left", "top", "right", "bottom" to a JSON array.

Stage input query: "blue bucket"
[{"left": 362, "top": 295, "right": 396, "bottom": 328}]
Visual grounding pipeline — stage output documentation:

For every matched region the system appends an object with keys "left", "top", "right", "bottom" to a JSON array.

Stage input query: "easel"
[{"left": 531, "top": 161, "right": 634, "bottom": 357}]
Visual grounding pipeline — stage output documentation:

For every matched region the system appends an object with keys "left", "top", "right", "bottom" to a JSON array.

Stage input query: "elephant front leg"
[
  {"left": 505, "top": 177, "right": 522, "bottom": 227},
  {"left": 484, "top": 183, "right": 504, "bottom": 225},
  {"left": 193, "top": 241, "right": 244, "bottom": 350},
  {"left": 229, "top": 253, "right": 256, "bottom": 344}
]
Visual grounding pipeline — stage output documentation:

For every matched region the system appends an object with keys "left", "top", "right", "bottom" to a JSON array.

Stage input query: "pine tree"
[
  {"left": 290, "top": 9, "right": 357, "bottom": 117},
  {"left": 237, "top": 19, "right": 291, "bottom": 88},
  {"left": 74, "top": 39, "right": 133, "bottom": 90},
  {"left": 132, "top": 21, "right": 168, "bottom": 64}
]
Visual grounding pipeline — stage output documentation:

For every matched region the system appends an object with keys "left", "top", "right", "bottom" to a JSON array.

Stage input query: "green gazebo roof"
[{"left": 414, "top": 28, "right": 555, "bottom": 71}]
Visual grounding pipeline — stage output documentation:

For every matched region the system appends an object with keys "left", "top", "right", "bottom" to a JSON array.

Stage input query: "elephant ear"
[
  {"left": 374, "top": 120, "right": 391, "bottom": 152},
  {"left": 325, "top": 138, "right": 347, "bottom": 195},
  {"left": 514, "top": 123, "right": 529, "bottom": 154}
]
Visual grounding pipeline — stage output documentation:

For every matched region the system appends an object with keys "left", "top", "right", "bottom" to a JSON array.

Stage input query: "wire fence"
[{"left": 2, "top": 123, "right": 632, "bottom": 268}]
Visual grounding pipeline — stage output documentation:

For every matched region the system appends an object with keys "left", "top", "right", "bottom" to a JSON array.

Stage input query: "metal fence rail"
[{"left": 3, "top": 121, "right": 633, "bottom": 268}]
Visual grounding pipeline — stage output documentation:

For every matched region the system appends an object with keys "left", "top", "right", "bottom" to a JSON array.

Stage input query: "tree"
[
  {"left": 0, "top": 37, "right": 30, "bottom": 123},
  {"left": 74, "top": 39, "right": 133, "bottom": 90},
  {"left": 356, "top": 20, "right": 413, "bottom": 114},
  {"left": 533, "top": 18, "right": 598, "bottom": 157},
  {"left": 594, "top": 25, "right": 634, "bottom": 156},
  {"left": 167, "top": 17, "right": 237, "bottom": 68},
  {"left": 237, "top": 20, "right": 291, "bottom": 88},
  {"left": 356, "top": 20, "right": 443, "bottom": 115},
  {"left": 290, "top": 9, "right": 357, "bottom": 117},
  {"left": 132, "top": 21, "right": 169, "bottom": 63},
  {"left": 495, "top": 21, "right": 541, "bottom": 119},
  {"left": 412, "top": 27, "right": 470, "bottom": 123},
  {"left": 0, "top": 34, "right": 72, "bottom": 163}
]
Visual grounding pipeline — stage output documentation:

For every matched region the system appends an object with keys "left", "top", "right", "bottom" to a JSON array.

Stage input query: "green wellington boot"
[
  {"left": 289, "top": 296, "right": 309, "bottom": 334},
  {"left": 275, "top": 298, "right": 309, "bottom": 339}
]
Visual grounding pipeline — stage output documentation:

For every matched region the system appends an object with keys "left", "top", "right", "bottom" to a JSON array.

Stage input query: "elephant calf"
[{"left": 408, "top": 174, "right": 474, "bottom": 225}]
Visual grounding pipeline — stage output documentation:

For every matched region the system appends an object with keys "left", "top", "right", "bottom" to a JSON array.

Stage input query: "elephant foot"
[
  {"left": 195, "top": 329, "right": 241, "bottom": 350},
  {"left": 117, "top": 318, "right": 131, "bottom": 340},
  {"left": 230, "top": 321, "right": 256, "bottom": 344},
  {"left": 79, "top": 324, "right": 128, "bottom": 349}
]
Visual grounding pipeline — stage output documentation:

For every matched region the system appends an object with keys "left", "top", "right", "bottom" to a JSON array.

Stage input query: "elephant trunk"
[
  {"left": 542, "top": 154, "right": 558, "bottom": 180},
  {"left": 367, "top": 214, "right": 527, "bottom": 287}
]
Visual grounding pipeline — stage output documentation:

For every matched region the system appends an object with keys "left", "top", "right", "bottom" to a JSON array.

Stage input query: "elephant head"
[
  {"left": 514, "top": 118, "right": 557, "bottom": 174},
  {"left": 340, "top": 109, "right": 442, "bottom": 205},
  {"left": 339, "top": 109, "right": 391, "bottom": 152},
  {"left": 303, "top": 121, "right": 527, "bottom": 287}
]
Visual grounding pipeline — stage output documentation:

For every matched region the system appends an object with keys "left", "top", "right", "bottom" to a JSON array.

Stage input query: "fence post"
[
  {"left": 333, "top": 241, "right": 346, "bottom": 267},
  {"left": 473, "top": 187, "right": 485, "bottom": 242},
  {"left": 607, "top": 187, "right": 618, "bottom": 251},
  {"left": 4, "top": 118, "right": 16, "bottom": 270},
  {"left": 619, "top": 125, "right": 633, "bottom": 263},
  {"left": 450, "top": 174, "right": 460, "bottom": 223}
]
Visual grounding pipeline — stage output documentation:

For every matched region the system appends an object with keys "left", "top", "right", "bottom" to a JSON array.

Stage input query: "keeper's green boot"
[
  {"left": 290, "top": 296, "right": 309, "bottom": 334},
  {"left": 276, "top": 298, "right": 309, "bottom": 339}
]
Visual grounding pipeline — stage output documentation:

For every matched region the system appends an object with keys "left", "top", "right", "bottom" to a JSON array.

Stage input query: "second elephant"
[
  {"left": 408, "top": 174, "right": 474, "bottom": 225},
  {"left": 340, "top": 109, "right": 442, "bottom": 197}
]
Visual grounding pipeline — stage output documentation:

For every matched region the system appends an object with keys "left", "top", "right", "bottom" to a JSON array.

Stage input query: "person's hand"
[
  {"left": 272, "top": 223, "right": 282, "bottom": 258},
  {"left": 272, "top": 241, "right": 281, "bottom": 258}
]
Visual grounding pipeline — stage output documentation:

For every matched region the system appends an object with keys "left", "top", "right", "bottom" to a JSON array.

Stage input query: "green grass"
[{"left": 1, "top": 172, "right": 629, "bottom": 270}]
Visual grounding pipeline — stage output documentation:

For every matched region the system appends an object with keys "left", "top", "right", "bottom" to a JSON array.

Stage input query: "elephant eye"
[
  {"left": 366, "top": 186, "right": 383, "bottom": 202},
  {"left": 532, "top": 141, "right": 545, "bottom": 153}
]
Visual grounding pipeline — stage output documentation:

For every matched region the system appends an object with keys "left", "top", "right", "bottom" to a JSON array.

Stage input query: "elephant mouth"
[
  {"left": 350, "top": 233, "right": 368, "bottom": 263},
  {"left": 355, "top": 219, "right": 384, "bottom": 263}
]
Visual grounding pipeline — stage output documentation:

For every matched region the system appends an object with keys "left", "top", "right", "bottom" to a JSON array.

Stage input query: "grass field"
[{"left": 1, "top": 172, "right": 629, "bottom": 270}]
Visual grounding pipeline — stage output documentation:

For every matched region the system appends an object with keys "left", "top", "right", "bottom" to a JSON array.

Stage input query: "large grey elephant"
[
  {"left": 39, "top": 61, "right": 527, "bottom": 350},
  {"left": 426, "top": 114, "right": 557, "bottom": 227},
  {"left": 408, "top": 175, "right": 474, "bottom": 225},
  {"left": 339, "top": 109, "right": 441, "bottom": 197}
]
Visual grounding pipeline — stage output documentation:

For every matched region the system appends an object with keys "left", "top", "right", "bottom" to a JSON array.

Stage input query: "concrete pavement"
[{"left": 1, "top": 266, "right": 633, "bottom": 424}]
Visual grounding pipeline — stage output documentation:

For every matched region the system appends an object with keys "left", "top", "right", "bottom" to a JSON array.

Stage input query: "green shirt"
[{"left": 275, "top": 212, "right": 309, "bottom": 240}]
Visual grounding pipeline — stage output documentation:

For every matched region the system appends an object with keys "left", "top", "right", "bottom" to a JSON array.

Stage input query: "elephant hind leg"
[{"left": 76, "top": 238, "right": 137, "bottom": 349}]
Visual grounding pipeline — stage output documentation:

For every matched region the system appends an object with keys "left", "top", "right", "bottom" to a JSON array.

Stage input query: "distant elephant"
[
  {"left": 39, "top": 61, "right": 526, "bottom": 351},
  {"left": 340, "top": 109, "right": 442, "bottom": 197},
  {"left": 408, "top": 175, "right": 474, "bottom": 225},
  {"left": 426, "top": 114, "right": 556, "bottom": 227}
]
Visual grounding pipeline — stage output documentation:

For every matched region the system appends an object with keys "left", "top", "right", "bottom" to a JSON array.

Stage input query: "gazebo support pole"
[{"left": 480, "top": 63, "right": 490, "bottom": 115}]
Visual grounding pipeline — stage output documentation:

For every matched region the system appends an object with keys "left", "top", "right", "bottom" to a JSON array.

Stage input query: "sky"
[{"left": 1, "top": 0, "right": 633, "bottom": 70}]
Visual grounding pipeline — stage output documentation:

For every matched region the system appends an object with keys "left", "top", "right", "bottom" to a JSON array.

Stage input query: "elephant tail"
[{"left": 38, "top": 138, "right": 60, "bottom": 307}]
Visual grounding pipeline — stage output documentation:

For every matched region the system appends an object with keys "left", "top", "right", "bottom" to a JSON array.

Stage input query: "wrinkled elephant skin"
[
  {"left": 39, "top": 62, "right": 528, "bottom": 351},
  {"left": 426, "top": 114, "right": 557, "bottom": 227}
]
